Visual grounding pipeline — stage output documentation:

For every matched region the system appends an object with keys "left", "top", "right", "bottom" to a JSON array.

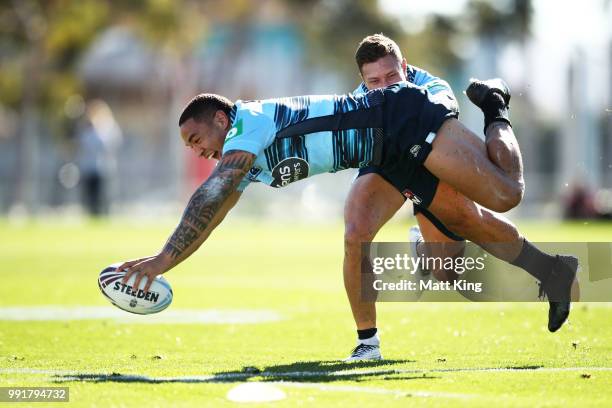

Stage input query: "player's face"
[
  {"left": 360, "top": 54, "right": 407, "bottom": 90},
  {"left": 180, "top": 112, "right": 229, "bottom": 160}
]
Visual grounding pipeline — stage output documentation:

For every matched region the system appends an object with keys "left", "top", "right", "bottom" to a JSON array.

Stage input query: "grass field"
[{"left": 1, "top": 218, "right": 611, "bottom": 407}]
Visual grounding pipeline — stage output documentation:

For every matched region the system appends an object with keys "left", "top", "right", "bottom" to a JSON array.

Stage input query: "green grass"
[{"left": 0, "top": 218, "right": 611, "bottom": 407}]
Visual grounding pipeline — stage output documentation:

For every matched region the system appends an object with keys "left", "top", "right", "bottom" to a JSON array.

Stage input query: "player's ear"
[
  {"left": 213, "top": 110, "right": 229, "bottom": 130},
  {"left": 401, "top": 58, "right": 407, "bottom": 73}
]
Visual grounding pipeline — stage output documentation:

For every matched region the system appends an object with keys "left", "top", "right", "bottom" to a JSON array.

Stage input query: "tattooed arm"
[
  {"left": 118, "top": 150, "right": 255, "bottom": 292},
  {"left": 160, "top": 151, "right": 250, "bottom": 265}
]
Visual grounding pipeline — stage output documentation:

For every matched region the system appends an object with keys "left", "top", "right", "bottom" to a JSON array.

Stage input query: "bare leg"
[
  {"left": 426, "top": 182, "right": 579, "bottom": 301},
  {"left": 344, "top": 173, "right": 404, "bottom": 330},
  {"left": 485, "top": 122, "right": 524, "bottom": 190},
  {"left": 465, "top": 78, "right": 524, "bottom": 190},
  {"left": 426, "top": 181, "right": 524, "bottom": 262},
  {"left": 424, "top": 118, "right": 524, "bottom": 213}
]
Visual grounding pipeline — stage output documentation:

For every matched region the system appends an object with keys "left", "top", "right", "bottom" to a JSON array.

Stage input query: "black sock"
[
  {"left": 357, "top": 327, "right": 377, "bottom": 340},
  {"left": 510, "top": 239, "right": 556, "bottom": 282},
  {"left": 482, "top": 92, "right": 512, "bottom": 134}
]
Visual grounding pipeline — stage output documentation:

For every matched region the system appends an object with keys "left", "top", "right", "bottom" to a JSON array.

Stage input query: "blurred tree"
[
  {"left": 0, "top": 0, "right": 214, "bottom": 121},
  {"left": 464, "top": 0, "right": 533, "bottom": 74},
  {"left": 396, "top": 0, "right": 533, "bottom": 80},
  {"left": 467, "top": 0, "right": 532, "bottom": 42},
  {"left": 286, "top": 0, "right": 401, "bottom": 83},
  {"left": 0, "top": 0, "right": 212, "bottom": 212},
  {"left": 0, "top": 1, "right": 110, "bottom": 116},
  {"left": 398, "top": 15, "right": 463, "bottom": 80}
]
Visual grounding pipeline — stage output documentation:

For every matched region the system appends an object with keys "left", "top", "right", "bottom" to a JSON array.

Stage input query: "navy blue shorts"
[
  {"left": 358, "top": 165, "right": 464, "bottom": 241},
  {"left": 357, "top": 84, "right": 464, "bottom": 241}
]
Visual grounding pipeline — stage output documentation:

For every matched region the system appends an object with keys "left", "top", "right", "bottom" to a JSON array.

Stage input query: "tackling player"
[
  {"left": 116, "top": 84, "right": 578, "bottom": 362},
  {"left": 349, "top": 34, "right": 466, "bottom": 278},
  {"left": 342, "top": 34, "right": 525, "bottom": 360}
]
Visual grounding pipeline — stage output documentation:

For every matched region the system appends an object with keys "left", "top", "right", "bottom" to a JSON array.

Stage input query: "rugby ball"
[{"left": 98, "top": 263, "right": 173, "bottom": 314}]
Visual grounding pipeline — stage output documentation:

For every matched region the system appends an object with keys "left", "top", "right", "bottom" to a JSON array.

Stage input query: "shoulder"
[
  {"left": 232, "top": 101, "right": 275, "bottom": 133},
  {"left": 407, "top": 64, "right": 440, "bottom": 85},
  {"left": 352, "top": 82, "right": 369, "bottom": 96},
  {"left": 223, "top": 101, "right": 276, "bottom": 156}
]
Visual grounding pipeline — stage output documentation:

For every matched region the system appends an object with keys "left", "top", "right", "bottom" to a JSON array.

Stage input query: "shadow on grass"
[
  {"left": 52, "top": 359, "right": 436, "bottom": 384},
  {"left": 225, "top": 359, "right": 424, "bottom": 383}
]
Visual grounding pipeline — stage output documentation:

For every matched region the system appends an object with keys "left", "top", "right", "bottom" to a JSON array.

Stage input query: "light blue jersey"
[
  {"left": 353, "top": 65, "right": 458, "bottom": 113},
  {"left": 223, "top": 90, "right": 386, "bottom": 191},
  {"left": 222, "top": 80, "right": 457, "bottom": 207}
]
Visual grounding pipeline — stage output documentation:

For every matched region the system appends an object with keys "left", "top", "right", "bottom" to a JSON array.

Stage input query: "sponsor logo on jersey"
[
  {"left": 246, "top": 167, "right": 262, "bottom": 181},
  {"left": 271, "top": 157, "right": 309, "bottom": 187},
  {"left": 402, "top": 189, "right": 422, "bottom": 205},
  {"left": 225, "top": 118, "right": 243, "bottom": 143},
  {"left": 410, "top": 144, "right": 421, "bottom": 158}
]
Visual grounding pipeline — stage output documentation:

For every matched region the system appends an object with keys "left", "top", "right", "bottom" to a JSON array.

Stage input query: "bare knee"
[
  {"left": 344, "top": 200, "right": 379, "bottom": 251},
  {"left": 508, "top": 181, "right": 524, "bottom": 209},
  {"left": 491, "top": 181, "right": 524, "bottom": 212},
  {"left": 344, "top": 221, "right": 376, "bottom": 251},
  {"left": 343, "top": 173, "right": 403, "bottom": 251},
  {"left": 343, "top": 221, "right": 378, "bottom": 279}
]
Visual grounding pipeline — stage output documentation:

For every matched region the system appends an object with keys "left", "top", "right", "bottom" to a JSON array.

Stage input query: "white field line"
[
  {"left": 2, "top": 366, "right": 611, "bottom": 379},
  {"left": 0, "top": 306, "right": 282, "bottom": 324}
]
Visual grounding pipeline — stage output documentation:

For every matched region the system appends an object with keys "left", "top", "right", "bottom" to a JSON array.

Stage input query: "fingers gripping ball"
[{"left": 98, "top": 264, "right": 173, "bottom": 314}]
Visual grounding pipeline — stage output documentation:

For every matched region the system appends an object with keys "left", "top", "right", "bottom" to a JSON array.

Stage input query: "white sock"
[{"left": 358, "top": 332, "right": 380, "bottom": 346}]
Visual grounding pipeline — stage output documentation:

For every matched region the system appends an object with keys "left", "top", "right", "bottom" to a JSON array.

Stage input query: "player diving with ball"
[{"left": 115, "top": 55, "right": 578, "bottom": 361}]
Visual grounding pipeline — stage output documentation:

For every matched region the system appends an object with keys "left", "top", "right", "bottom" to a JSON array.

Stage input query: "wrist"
[{"left": 155, "top": 251, "right": 175, "bottom": 272}]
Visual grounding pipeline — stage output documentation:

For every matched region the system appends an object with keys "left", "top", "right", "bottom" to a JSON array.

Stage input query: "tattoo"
[{"left": 163, "top": 150, "right": 254, "bottom": 259}]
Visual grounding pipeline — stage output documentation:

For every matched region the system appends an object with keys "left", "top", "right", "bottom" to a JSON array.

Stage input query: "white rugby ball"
[{"left": 98, "top": 263, "right": 173, "bottom": 314}]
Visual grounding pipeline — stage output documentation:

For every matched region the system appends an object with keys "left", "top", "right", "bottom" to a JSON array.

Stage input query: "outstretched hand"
[{"left": 116, "top": 255, "right": 171, "bottom": 293}]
